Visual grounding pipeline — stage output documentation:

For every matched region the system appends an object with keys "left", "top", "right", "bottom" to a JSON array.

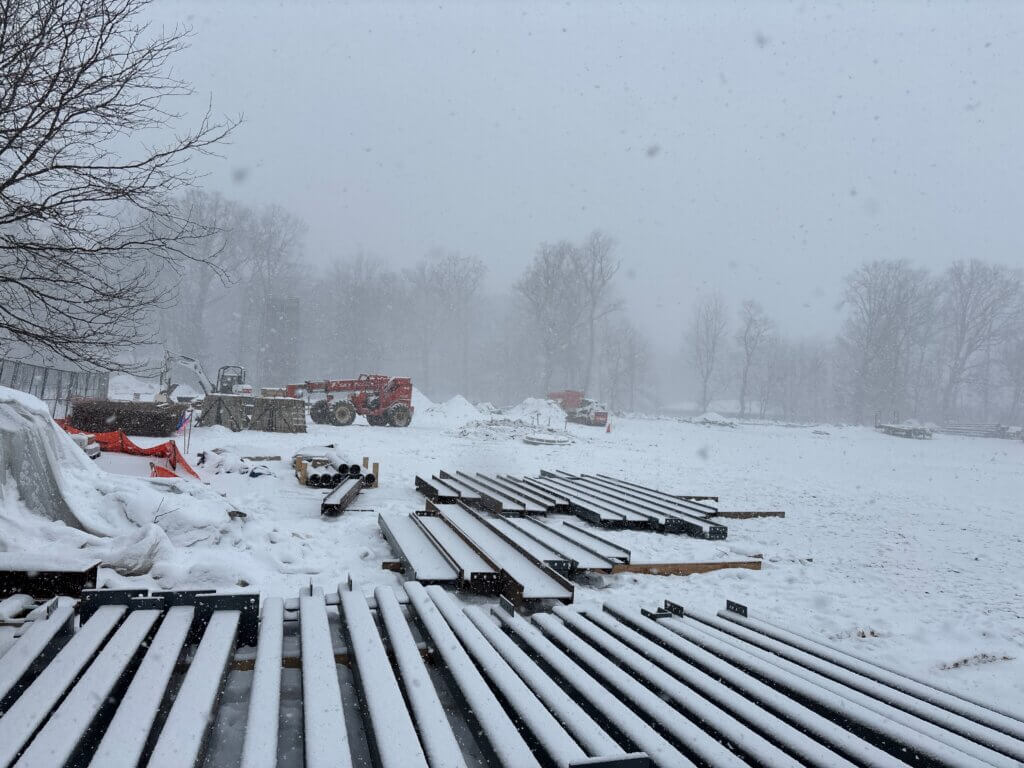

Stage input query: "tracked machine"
[{"left": 287, "top": 374, "right": 414, "bottom": 427}]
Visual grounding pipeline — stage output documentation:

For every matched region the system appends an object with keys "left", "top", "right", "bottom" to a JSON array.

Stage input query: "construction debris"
[{"left": 4, "top": 584, "right": 1019, "bottom": 768}]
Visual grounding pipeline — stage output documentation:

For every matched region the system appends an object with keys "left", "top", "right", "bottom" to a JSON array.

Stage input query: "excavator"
[{"left": 158, "top": 353, "right": 253, "bottom": 403}]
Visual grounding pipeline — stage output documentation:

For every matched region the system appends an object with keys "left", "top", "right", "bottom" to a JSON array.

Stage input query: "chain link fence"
[{"left": 0, "top": 359, "right": 109, "bottom": 418}]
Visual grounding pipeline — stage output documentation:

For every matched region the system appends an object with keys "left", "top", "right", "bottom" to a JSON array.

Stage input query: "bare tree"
[
  {"left": 735, "top": 300, "right": 774, "bottom": 417},
  {"left": 427, "top": 251, "right": 486, "bottom": 396},
  {"left": 0, "top": 0, "right": 236, "bottom": 368},
  {"left": 837, "top": 260, "right": 936, "bottom": 424},
  {"left": 600, "top": 317, "right": 650, "bottom": 411},
  {"left": 687, "top": 294, "right": 728, "bottom": 413},
  {"left": 572, "top": 231, "right": 621, "bottom": 391},
  {"left": 938, "top": 260, "right": 1022, "bottom": 421},
  {"left": 516, "top": 241, "right": 586, "bottom": 392}
]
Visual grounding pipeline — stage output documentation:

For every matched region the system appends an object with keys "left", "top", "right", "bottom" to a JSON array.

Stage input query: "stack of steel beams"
[{"left": 3, "top": 586, "right": 1020, "bottom": 768}]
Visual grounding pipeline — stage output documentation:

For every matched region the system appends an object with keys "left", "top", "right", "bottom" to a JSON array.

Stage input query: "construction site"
[
  {"left": 1, "top": 363, "right": 1022, "bottom": 768},
  {"left": 2, "top": 0, "right": 1023, "bottom": 765}
]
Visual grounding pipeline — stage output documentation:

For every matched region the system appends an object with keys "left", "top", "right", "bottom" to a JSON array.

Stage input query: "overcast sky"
[{"left": 149, "top": 0, "right": 1023, "bottom": 344}]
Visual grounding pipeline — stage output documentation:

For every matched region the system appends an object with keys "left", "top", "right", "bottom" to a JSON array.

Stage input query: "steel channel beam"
[
  {"left": 534, "top": 476, "right": 659, "bottom": 527},
  {"left": 505, "top": 518, "right": 614, "bottom": 572},
  {"left": 296, "top": 595, "right": 352, "bottom": 768},
  {"left": 571, "top": 476, "right": 725, "bottom": 538},
  {"left": 554, "top": 606, "right": 815, "bottom": 768},
  {"left": 692, "top": 608, "right": 1024, "bottom": 762},
  {"left": 88, "top": 606, "right": 195, "bottom": 768},
  {"left": 240, "top": 598, "right": 284, "bottom": 768},
  {"left": 339, "top": 586, "right": 428, "bottom": 768},
  {"left": 425, "top": 586, "right": 588, "bottom": 768},
  {"left": 0, "top": 605, "right": 126, "bottom": 766},
  {"left": 491, "top": 607, "right": 692, "bottom": 768},
  {"left": 379, "top": 513, "right": 459, "bottom": 583},
  {"left": 0, "top": 605, "right": 74, "bottom": 712},
  {"left": 605, "top": 603, "right": 907, "bottom": 768},
  {"left": 585, "top": 606, "right": 858, "bottom": 768},
  {"left": 522, "top": 477, "right": 637, "bottom": 527},
  {"left": 532, "top": 612, "right": 749, "bottom": 768},
  {"left": 404, "top": 583, "right": 541, "bottom": 768},
  {"left": 373, "top": 587, "right": 467, "bottom": 768},
  {"left": 717, "top": 608, "right": 1024, "bottom": 737},
  {"left": 147, "top": 610, "right": 241, "bottom": 768},
  {"left": 658, "top": 613, "right": 1000, "bottom": 768},
  {"left": 462, "top": 606, "right": 629, "bottom": 759}
]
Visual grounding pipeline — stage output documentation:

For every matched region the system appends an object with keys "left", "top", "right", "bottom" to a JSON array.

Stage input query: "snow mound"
[
  {"left": 692, "top": 411, "right": 736, "bottom": 426},
  {"left": 453, "top": 419, "right": 571, "bottom": 442},
  {"left": 411, "top": 387, "right": 434, "bottom": 412},
  {"left": 418, "top": 395, "right": 481, "bottom": 427},
  {"left": 0, "top": 386, "right": 245, "bottom": 584},
  {"left": 502, "top": 397, "right": 567, "bottom": 426},
  {"left": 108, "top": 373, "right": 160, "bottom": 401}
]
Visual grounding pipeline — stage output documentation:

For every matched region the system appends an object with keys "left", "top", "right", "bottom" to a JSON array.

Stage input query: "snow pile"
[
  {"left": 108, "top": 373, "right": 161, "bottom": 401},
  {"left": 692, "top": 411, "right": 737, "bottom": 427},
  {"left": 502, "top": 397, "right": 567, "bottom": 426},
  {"left": 0, "top": 386, "right": 245, "bottom": 583},
  {"left": 417, "top": 395, "right": 481, "bottom": 427},
  {"left": 411, "top": 387, "right": 434, "bottom": 412},
  {"left": 453, "top": 419, "right": 571, "bottom": 442}
]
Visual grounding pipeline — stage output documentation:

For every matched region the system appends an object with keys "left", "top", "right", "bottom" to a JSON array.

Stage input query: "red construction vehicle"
[
  {"left": 285, "top": 375, "right": 414, "bottom": 427},
  {"left": 548, "top": 390, "right": 609, "bottom": 427}
]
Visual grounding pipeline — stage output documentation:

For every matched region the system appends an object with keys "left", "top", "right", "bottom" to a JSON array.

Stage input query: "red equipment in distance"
[
  {"left": 548, "top": 389, "right": 609, "bottom": 427},
  {"left": 286, "top": 375, "right": 414, "bottom": 427}
]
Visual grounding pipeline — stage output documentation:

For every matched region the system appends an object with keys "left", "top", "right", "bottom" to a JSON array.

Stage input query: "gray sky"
[{"left": 150, "top": 0, "right": 1023, "bottom": 344}]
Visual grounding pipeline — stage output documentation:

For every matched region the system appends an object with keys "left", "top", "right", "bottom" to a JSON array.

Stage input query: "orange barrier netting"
[{"left": 58, "top": 421, "right": 200, "bottom": 480}]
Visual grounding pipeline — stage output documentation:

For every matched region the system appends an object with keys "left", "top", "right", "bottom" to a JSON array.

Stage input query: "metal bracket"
[
  {"left": 662, "top": 600, "right": 685, "bottom": 617},
  {"left": 725, "top": 600, "right": 748, "bottom": 617},
  {"left": 498, "top": 595, "right": 516, "bottom": 616},
  {"left": 641, "top": 607, "right": 670, "bottom": 619},
  {"left": 79, "top": 589, "right": 148, "bottom": 622}
]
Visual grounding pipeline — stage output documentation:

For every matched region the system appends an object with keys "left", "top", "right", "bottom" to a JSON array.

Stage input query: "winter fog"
[
  {"left": 2, "top": 2, "right": 1024, "bottom": 763},
  {"left": 122, "top": 0, "right": 1023, "bottom": 423}
]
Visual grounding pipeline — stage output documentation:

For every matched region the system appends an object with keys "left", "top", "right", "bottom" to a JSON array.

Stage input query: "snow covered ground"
[{"left": 3, "top": 385, "right": 1022, "bottom": 711}]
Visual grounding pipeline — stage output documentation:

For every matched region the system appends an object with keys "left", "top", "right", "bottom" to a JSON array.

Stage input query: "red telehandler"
[
  {"left": 548, "top": 390, "right": 609, "bottom": 427},
  {"left": 285, "top": 375, "right": 414, "bottom": 427}
]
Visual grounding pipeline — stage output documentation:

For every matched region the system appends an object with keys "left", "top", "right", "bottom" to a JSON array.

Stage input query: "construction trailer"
[
  {"left": 549, "top": 390, "right": 609, "bottom": 426},
  {"left": 286, "top": 374, "right": 414, "bottom": 427},
  {"left": 3, "top": 584, "right": 1022, "bottom": 767}
]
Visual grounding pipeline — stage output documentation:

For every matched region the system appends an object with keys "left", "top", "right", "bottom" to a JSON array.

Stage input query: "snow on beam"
[
  {"left": 297, "top": 595, "right": 352, "bottom": 768},
  {"left": 16, "top": 609, "right": 161, "bottom": 768},
  {"left": 147, "top": 610, "right": 240, "bottom": 768},
  {"left": 424, "top": 585, "right": 589, "bottom": 768},
  {"left": 89, "top": 606, "right": 196, "bottom": 768},
  {"left": 339, "top": 584, "right": 428, "bottom": 768},
  {"left": 404, "top": 582, "right": 541, "bottom": 768},
  {"left": 240, "top": 597, "right": 284, "bottom": 768},
  {"left": 491, "top": 606, "right": 692, "bottom": 768},
  {"left": 0, "top": 604, "right": 126, "bottom": 766}
]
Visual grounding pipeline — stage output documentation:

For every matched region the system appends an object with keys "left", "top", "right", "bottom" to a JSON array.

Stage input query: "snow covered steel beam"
[
  {"left": 717, "top": 607, "right": 1024, "bottom": 741},
  {"left": 147, "top": 610, "right": 240, "bottom": 768},
  {"left": 585, "top": 606, "right": 859, "bottom": 768},
  {"left": 240, "top": 597, "right": 284, "bottom": 768},
  {"left": 658, "top": 613, "right": 1000, "bottom": 767},
  {"left": 603, "top": 603, "right": 906, "bottom": 768},
  {"left": 298, "top": 594, "right": 352, "bottom": 768},
  {"left": 404, "top": 582, "right": 541, "bottom": 768},
  {"left": 0, "top": 604, "right": 125, "bottom": 767},
  {"left": 425, "top": 585, "right": 589, "bottom": 768},
  {"left": 373, "top": 586, "right": 467, "bottom": 768},
  {"left": 0, "top": 605, "right": 74, "bottom": 712},
  {"left": 88, "top": 606, "right": 195, "bottom": 768},
  {"left": 491, "top": 606, "right": 692, "bottom": 768},
  {"left": 339, "top": 585, "right": 428, "bottom": 768},
  {"left": 705, "top": 607, "right": 1024, "bottom": 761}
]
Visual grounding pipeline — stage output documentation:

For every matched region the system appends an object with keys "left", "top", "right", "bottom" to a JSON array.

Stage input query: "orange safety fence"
[{"left": 57, "top": 421, "right": 200, "bottom": 480}]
